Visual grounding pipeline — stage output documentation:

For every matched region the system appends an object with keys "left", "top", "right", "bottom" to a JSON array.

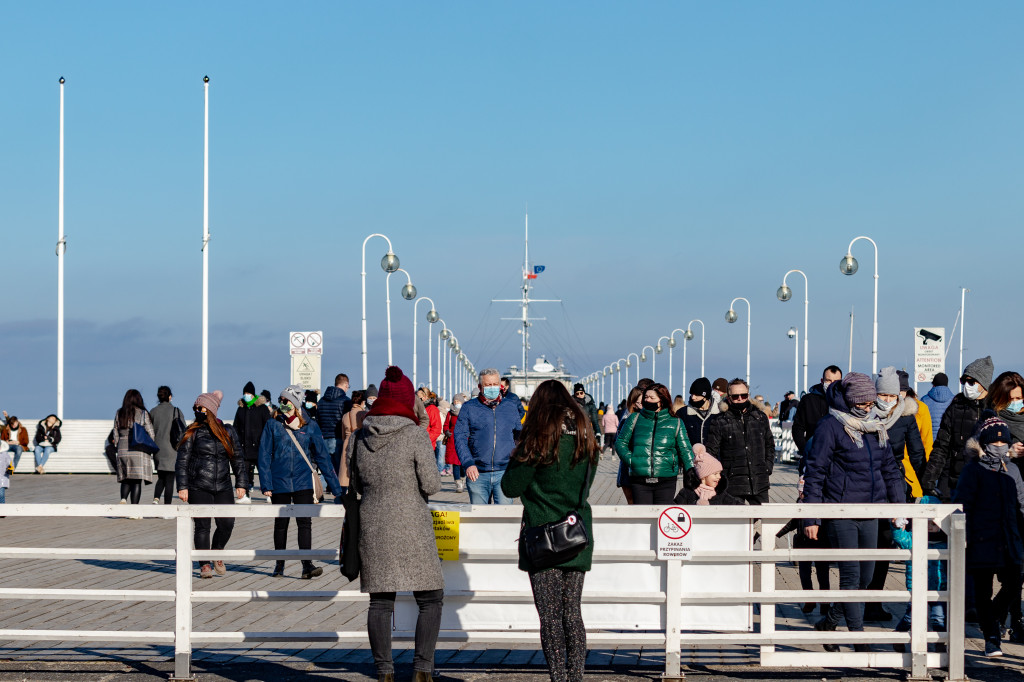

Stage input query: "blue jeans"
[
  {"left": 436, "top": 442, "right": 446, "bottom": 473},
  {"left": 466, "top": 469, "right": 513, "bottom": 505},
  {"left": 324, "top": 437, "right": 339, "bottom": 474},
  {"left": 35, "top": 446, "right": 54, "bottom": 468},
  {"left": 824, "top": 518, "right": 878, "bottom": 631},
  {"left": 8, "top": 445, "right": 23, "bottom": 471},
  {"left": 0, "top": 487, "right": 5, "bottom": 503}
]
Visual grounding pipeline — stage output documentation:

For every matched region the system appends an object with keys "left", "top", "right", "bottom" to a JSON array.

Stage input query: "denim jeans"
[
  {"left": 435, "top": 442, "right": 446, "bottom": 473},
  {"left": 323, "top": 437, "right": 339, "bottom": 475},
  {"left": 0, "top": 487, "right": 6, "bottom": 504},
  {"left": 8, "top": 445, "right": 22, "bottom": 471},
  {"left": 824, "top": 518, "right": 878, "bottom": 631},
  {"left": 451, "top": 465, "right": 463, "bottom": 481},
  {"left": 466, "top": 469, "right": 513, "bottom": 504},
  {"left": 34, "top": 446, "right": 54, "bottom": 467},
  {"left": 368, "top": 589, "right": 444, "bottom": 674}
]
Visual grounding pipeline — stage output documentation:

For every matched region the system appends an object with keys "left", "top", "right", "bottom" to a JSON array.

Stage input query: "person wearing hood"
[
  {"left": 350, "top": 366, "right": 443, "bottom": 682},
  {"left": 953, "top": 417, "right": 1024, "bottom": 656},
  {"left": 257, "top": 384, "right": 343, "bottom": 579},
  {"left": 922, "top": 356, "right": 994, "bottom": 501},
  {"left": 317, "top": 373, "right": 352, "bottom": 473},
  {"left": 444, "top": 392, "right": 468, "bottom": 491},
  {"left": 233, "top": 381, "right": 271, "bottom": 504},
  {"left": 711, "top": 378, "right": 729, "bottom": 408},
  {"left": 792, "top": 366, "right": 843, "bottom": 475},
  {"left": 921, "top": 373, "right": 955, "bottom": 441},
  {"left": 600, "top": 401, "right": 619, "bottom": 454},
  {"left": 615, "top": 382, "right": 694, "bottom": 504},
  {"left": 573, "top": 383, "right": 601, "bottom": 444},
  {"left": 150, "top": 386, "right": 184, "bottom": 504},
  {"left": 704, "top": 379, "right": 776, "bottom": 505},
  {"left": 32, "top": 414, "right": 63, "bottom": 474},
  {"left": 304, "top": 389, "right": 320, "bottom": 423},
  {"left": 674, "top": 444, "right": 743, "bottom": 506},
  {"left": 803, "top": 373, "right": 906, "bottom": 648},
  {"left": 175, "top": 391, "right": 248, "bottom": 579},
  {"left": 679, "top": 378, "right": 720, "bottom": 447}
]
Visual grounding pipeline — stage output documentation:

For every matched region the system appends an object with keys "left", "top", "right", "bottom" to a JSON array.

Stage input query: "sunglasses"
[
  {"left": 729, "top": 393, "right": 749, "bottom": 400},
  {"left": 961, "top": 377, "right": 977, "bottom": 386}
]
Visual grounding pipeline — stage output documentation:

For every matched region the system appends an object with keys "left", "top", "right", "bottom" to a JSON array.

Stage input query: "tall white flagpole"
[
  {"left": 202, "top": 76, "right": 210, "bottom": 393},
  {"left": 57, "top": 77, "right": 66, "bottom": 420}
]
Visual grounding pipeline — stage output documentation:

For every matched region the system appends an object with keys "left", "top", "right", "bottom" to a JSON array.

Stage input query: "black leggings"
[
  {"left": 272, "top": 489, "right": 314, "bottom": 551},
  {"left": 120, "top": 480, "right": 142, "bottom": 504},
  {"left": 794, "top": 530, "right": 831, "bottom": 591},
  {"left": 629, "top": 478, "right": 677, "bottom": 505},
  {"left": 189, "top": 487, "right": 236, "bottom": 552},
  {"left": 530, "top": 568, "right": 587, "bottom": 682},
  {"left": 866, "top": 519, "right": 894, "bottom": 592},
  {"left": 153, "top": 471, "right": 176, "bottom": 504},
  {"left": 973, "top": 564, "right": 1024, "bottom": 640}
]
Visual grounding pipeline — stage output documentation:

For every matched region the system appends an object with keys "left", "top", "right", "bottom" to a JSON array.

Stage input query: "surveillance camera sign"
[{"left": 914, "top": 327, "right": 945, "bottom": 384}]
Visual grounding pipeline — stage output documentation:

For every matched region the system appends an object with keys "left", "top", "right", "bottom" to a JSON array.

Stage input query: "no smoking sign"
[{"left": 656, "top": 506, "right": 694, "bottom": 560}]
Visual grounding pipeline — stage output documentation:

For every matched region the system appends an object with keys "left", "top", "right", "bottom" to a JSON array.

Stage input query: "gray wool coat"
[
  {"left": 351, "top": 414, "right": 443, "bottom": 594},
  {"left": 149, "top": 402, "right": 183, "bottom": 472}
]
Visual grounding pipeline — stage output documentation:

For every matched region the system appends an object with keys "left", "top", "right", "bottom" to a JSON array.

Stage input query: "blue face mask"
[
  {"left": 1008, "top": 399, "right": 1024, "bottom": 414},
  {"left": 482, "top": 386, "right": 501, "bottom": 400}
]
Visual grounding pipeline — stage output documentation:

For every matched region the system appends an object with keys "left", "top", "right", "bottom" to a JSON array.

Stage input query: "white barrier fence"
[{"left": 0, "top": 503, "right": 965, "bottom": 681}]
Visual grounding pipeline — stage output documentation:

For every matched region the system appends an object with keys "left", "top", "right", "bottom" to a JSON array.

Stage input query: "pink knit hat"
[
  {"left": 194, "top": 390, "right": 224, "bottom": 419},
  {"left": 692, "top": 443, "right": 723, "bottom": 480}
]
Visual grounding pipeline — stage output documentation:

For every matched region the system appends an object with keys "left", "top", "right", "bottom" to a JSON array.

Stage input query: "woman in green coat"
[
  {"left": 501, "top": 379, "right": 600, "bottom": 682},
  {"left": 615, "top": 382, "right": 695, "bottom": 504}
]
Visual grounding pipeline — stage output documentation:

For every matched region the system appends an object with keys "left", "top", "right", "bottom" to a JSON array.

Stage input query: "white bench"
[{"left": 9, "top": 419, "right": 115, "bottom": 474}]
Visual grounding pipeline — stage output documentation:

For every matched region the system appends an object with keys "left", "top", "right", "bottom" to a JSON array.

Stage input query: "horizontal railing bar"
[
  {"left": 0, "top": 548, "right": 176, "bottom": 561},
  {"left": 0, "top": 629, "right": 175, "bottom": 643},
  {"left": 0, "top": 588, "right": 175, "bottom": 602},
  {"left": 681, "top": 590, "right": 945, "bottom": 604},
  {"left": 190, "top": 630, "right": 665, "bottom": 644},
  {"left": 763, "top": 651, "right": 946, "bottom": 667},
  {"left": 193, "top": 590, "right": 667, "bottom": 604}
]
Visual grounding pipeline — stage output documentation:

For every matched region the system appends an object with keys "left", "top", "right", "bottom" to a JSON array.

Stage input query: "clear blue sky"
[{"left": 2, "top": 2, "right": 1022, "bottom": 418}]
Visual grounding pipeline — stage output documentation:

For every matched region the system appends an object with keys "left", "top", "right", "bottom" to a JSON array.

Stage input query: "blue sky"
[{"left": 2, "top": 2, "right": 1022, "bottom": 418}]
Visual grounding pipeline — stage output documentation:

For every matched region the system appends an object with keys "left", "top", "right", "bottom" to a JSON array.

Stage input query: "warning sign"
[
  {"left": 913, "top": 327, "right": 945, "bottom": 385},
  {"left": 289, "top": 330, "right": 324, "bottom": 356},
  {"left": 656, "top": 506, "right": 693, "bottom": 560},
  {"left": 290, "top": 354, "right": 322, "bottom": 392},
  {"left": 432, "top": 509, "right": 460, "bottom": 561}
]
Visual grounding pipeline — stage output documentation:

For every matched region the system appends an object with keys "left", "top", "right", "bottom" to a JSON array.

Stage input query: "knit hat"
[
  {"left": 841, "top": 372, "right": 876, "bottom": 405},
  {"left": 692, "top": 444, "right": 723, "bottom": 480},
  {"left": 689, "top": 377, "right": 712, "bottom": 399},
  {"left": 304, "top": 389, "right": 319, "bottom": 405},
  {"left": 366, "top": 383, "right": 379, "bottom": 399},
  {"left": 280, "top": 384, "right": 304, "bottom": 409},
  {"left": 975, "top": 417, "right": 1011, "bottom": 447},
  {"left": 573, "top": 383, "right": 585, "bottom": 393},
  {"left": 963, "top": 356, "right": 995, "bottom": 390},
  {"left": 896, "top": 370, "right": 911, "bottom": 393},
  {"left": 932, "top": 372, "right": 948, "bottom": 387},
  {"left": 452, "top": 392, "right": 469, "bottom": 404},
  {"left": 712, "top": 378, "right": 729, "bottom": 394},
  {"left": 875, "top": 366, "right": 900, "bottom": 396},
  {"left": 194, "top": 390, "right": 224, "bottom": 418},
  {"left": 260, "top": 389, "right": 272, "bottom": 404},
  {"left": 243, "top": 381, "right": 256, "bottom": 395},
  {"left": 378, "top": 366, "right": 415, "bottom": 409}
]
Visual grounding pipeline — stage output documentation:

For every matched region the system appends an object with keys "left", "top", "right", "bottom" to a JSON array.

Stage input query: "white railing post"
[
  {"left": 946, "top": 512, "right": 967, "bottom": 681},
  {"left": 663, "top": 558, "right": 683, "bottom": 680},
  {"left": 909, "top": 516, "right": 929, "bottom": 679},
  {"left": 758, "top": 519, "right": 782, "bottom": 664},
  {"left": 173, "top": 514, "right": 194, "bottom": 681}
]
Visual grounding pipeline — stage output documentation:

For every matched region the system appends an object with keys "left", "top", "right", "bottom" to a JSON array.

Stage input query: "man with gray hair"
[{"left": 452, "top": 368, "right": 522, "bottom": 504}]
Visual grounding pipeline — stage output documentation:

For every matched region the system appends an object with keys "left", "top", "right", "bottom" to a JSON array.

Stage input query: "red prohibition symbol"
[{"left": 658, "top": 506, "right": 692, "bottom": 540}]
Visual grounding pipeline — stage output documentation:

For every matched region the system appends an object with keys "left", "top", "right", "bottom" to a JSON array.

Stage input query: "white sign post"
[
  {"left": 656, "top": 506, "right": 693, "bottom": 560},
  {"left": 913, "top": 327, "right": 945, "bottom": 393},
  {"left": 289, "top": 331, "right": 323, "bottom": 391}
]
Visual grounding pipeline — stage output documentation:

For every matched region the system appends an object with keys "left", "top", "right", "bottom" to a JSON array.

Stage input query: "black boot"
[
  {"left": 1010, "top": 619, "right": 1024, "bottom": 644},
  {"left": 272, "top": 561, "right": 285, "bottom": 577},
  {"left": 413, "top": 671, "right": 433, "bottom": 682},
  {"left": 301, "top": 561, "right": 323, "bottom": 579},
  {"left": 377, "top": 674, "right": 394, "bottom": 682},
  {"left": 815, "top": 616, "right": 838, "bottom": 652}
]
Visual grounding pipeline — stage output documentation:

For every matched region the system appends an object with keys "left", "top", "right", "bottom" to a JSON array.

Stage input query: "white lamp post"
[
  {"left": 668, "top": 330, "right": 686, "bottom": 396},
  {"left": 413, "top": 297, "right": 438, "bottom": 389},
  {"left": 725, "top": 297, "right": 751, "bottom": 386},
  {"left": 778, "top": 269, "right": 810, "bottom": 393},
  {"left": 439, "top": 324, "right": 450, "bottom": 398},
  {"left": 362, "top": 233, "right": 399, "bottom": 388},
  {"left": 840, "top": 236, "right": 878, "bottom": 375},
  {"left": 788, "top": 327, "right": 799, "bottom": 396},
  {"left": 687, "top": 319, "right": 706, "bottom": 381},
  {"left": 640, "top": 345, "right": 656, "bottom": 383},
  {"left": 656, "top": 336, "right": 669, "bottom": 392},
  {"left": 447, "top": 335, "right": 459, "bottom": 400},
  {"left": 385, "top": 268, "right": 416, "bottom": 367},
  {"left": 201, "top": 76, "right": 210, "bottom": 393},
  {"left": 56, "top": 77, "right": 66, "bottom": 419},
  {"left": 626, "top": 352, "right": 640, "bottom": 388},
  {"left": 958, "top": 287, "right": 969, "bottom": 380},
  {"left": 615, "top": 358, "right": 626, "bottom": 406}
]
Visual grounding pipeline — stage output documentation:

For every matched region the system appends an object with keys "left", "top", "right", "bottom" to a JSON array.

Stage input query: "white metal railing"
[{"left": 0, "top": 503, "right": 966, "bottom": 681}]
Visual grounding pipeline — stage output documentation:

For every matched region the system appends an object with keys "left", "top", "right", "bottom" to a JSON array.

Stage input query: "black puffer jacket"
[
  {"left": 887, "top": 398, "right": 927, "bottom": 481},
  {"left": 233, "top": 399, "right": 271, "bottom": 462},
  {"left": 922, "top": 393, "right": 986, "bottom": 500},
  {"left": 703, "top": 404, "right": 776, "bottom": 497},
  {"left": 673, "top": 473, "right": 744, "bottom": 506},
  {"left": 792, "top": 383, "right": 828, "bottom": 465},
  {"left": 175, "top": 423, "right": 247, "bottom": 493}
]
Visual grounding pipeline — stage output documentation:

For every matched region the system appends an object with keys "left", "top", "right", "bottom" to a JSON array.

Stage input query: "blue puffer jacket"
[
  {"left": 803, "top": 383, "right": 906, "bottom": 519},
  {"left": 921, "top": 385, "right": 955, "bottom": 440},
  {"left": 257, "top": 416, "right": 342, "bottom": 495},
  {"left": 316, "top": 386, "right": 350, "bottom": 439},
  {"left": 452, "top": 396, "right": 522, "bottom": 472}
]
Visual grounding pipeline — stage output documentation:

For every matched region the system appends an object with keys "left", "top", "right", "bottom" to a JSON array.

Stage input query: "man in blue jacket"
[
  {"left": 453, "top": 368, "right": 522, "bottom": 504},
  {"left": 920, "top": 372, "right": 955, "bottom": 441},
  {"left": 316, "top": 373, "right": 351, "bottom": 473}
]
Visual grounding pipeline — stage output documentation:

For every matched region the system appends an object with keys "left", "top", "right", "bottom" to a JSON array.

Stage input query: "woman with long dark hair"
[
  {"left": 615, "top": 382, "right": 694, "bottom": 504},
  {"left": 175, "top": 391, "right": 247, "bottom": 578},
  {"left": 112, "top": 389, "right": 156, "bottom": 511},
  {"left": 501, "top": 379, "right": 599, "bottom": 682}
]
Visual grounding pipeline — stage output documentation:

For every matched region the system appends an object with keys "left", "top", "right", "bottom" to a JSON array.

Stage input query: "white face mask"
[
  {"left": 963, "top": 383, "right": 982, "bottom": 400},
  {"left": 875, "top": 397, "right": 897, "bottom": 413}
]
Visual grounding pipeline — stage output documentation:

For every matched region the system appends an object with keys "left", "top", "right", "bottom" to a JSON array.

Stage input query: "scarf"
[
  {"left": 244, "top": 394, "right": 258, "bottom": 407},
  {"left": 998, "top": 407, "right": 1024, "bottom": 445},
  {"left": 873, "top": 397, "right": 904, "bottom": 434},
  {"left": 695, "top": 484, "right": 717, "bottom": 505},
  {"left": 283, "top": 412, "right": 301, "bottom": 431},
  {"left": 829, "top": 407, "right": 889, "bottom": 448},
  {"left": 479, "top": 393, "right": 503, "bottom": 408}
]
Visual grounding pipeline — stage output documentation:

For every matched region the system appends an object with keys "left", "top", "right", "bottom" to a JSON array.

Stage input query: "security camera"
[{"left": 918, "top": 329, "right": 942, "bottom": 345}]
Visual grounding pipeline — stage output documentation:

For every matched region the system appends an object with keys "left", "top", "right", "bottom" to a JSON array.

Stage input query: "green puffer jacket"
[{"left": 615, "top": 409, "right": 695, "bottom": 478}]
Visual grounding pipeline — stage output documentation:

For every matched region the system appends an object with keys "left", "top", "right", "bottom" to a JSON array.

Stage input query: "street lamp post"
[
  {"left": 615, "top": 358, "right": 626, "bottom": 406},
  {"left": 201, "top": 76, "right": 210, "bottom": 394},
  {"left": 840, "top": 236, "right": 878, "bottom": 375},
  {"left": 362, "top": 233, "right": 399, "bottom": 388},
  {"left": 668, "top": 330, "right": 686, "bottom": 396},
  {"left": 413, "top": 297, "right": 438, "bottom": 389},
  {"left": 788, "top": 327, "right": 799, "bottom": 397},
  {"left": 626, "top": 352, "right": 640, "bottom": 388},
  {"left": 385, "top": 268, "right": 416, "bottom": 367},
  {"left": 656, "top": 336, "right": 669, "bottom": 392},
  {"left": 725, "top": 298, "right": 751, "bottom": 386},
  {"left": 448, "top": 336, "right": 459, "bottom": 400},
  {"left": 777, "top": 269, "right": 810, "bottom": 393},
  {"left": 439, "top": 322, "right": 449, "bottom": 399},
  {"left": 641, "top": 345, "right": 656, "bottom": 383}
]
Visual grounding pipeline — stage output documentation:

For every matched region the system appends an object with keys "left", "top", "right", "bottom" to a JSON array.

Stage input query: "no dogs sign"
[{"left": 656, "top": 506, "right": 693, "bottom": 560}]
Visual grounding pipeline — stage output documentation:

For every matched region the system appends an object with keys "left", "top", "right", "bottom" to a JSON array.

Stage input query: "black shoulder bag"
[
  {"left": 170, "top": 407, "right": 187, "bottom": 449},
  {"left": 521, "top": 458, "right": 592, "bottom": 570},
  {"left": 339, "top": 434, "right": 362, "bottom": 581}
]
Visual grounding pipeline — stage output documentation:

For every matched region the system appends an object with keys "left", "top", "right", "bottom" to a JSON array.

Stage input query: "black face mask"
[
  {"left": 193, "top": 410, "right": 208, "bottom": 423},
  {"left": 642, "top": 400, "right": 660, "bottom": 412},
  {"left": 689, "top": 397, "right": 706, "bottom": 408}
]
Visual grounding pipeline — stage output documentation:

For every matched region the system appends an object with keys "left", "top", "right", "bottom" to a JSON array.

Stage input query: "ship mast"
[{"left": 493, "top": 212, "right": 559, "bottom": 396}]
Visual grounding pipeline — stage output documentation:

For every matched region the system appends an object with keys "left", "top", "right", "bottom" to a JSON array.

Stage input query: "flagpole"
[
  {"left": 57, "top": 77, "right": 66, "bottom": 420},
  {"left": 201, "top": 75, "right": 210, "bottom": 393}
]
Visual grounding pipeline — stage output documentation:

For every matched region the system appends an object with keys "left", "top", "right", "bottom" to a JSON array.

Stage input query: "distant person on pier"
[
  {"left": 572, "top": 383, "right": 601, "bottom": 442},
  {"left": 453, "top": 368, "right": 522, "bottom": 504},
  {"left": 444, "top": 392, "right": 467, "bottom": 492},
  {"left": 920, "top": 372, "right": 955, "bottom": 441},
  {"left": 337, "top": 390, "right": 367, "bottom": 493},
  {"left": 600, "top": 402, "right": 618, "bottom": 455},
  {"left": 303, "top": 389, "right": 320, "bottom": 423},
  {"left": 317, "top": 373, "right": 351, "bottom": 474},
  {"left": 32, "top": 414, "right": 62, "bottom": 474},
  {"left": 1, "top": 413, "right": 29, "bottom": 473},
  {"left": 704, "top": 379, "right": 776, "bottom": 505},
  {"left": 1, "top": 441, "right": 12, "bottom": 505},
  {"left": 679, "top": 378, "right": 720, "bottom": 447},
  {"left": 792, "top": 365, "right": 843, "bottom": 475},
  {"left": 233, "top": 381, "right": 271, "bottom": 504},
  {"left": 150, "top": 386, "right": 184, "bottom": 504},
  {"left": 112, "top": 389, "right": 156, "bottom": 511},
  {"left": 417, "top": 387, "right": 444, "bottom": 474},
  {"left": 501, "top": 376, "right": 526, "bottom": 420},
  {"left": 175, "top": 390, "right": 248, "bottom": 579}
]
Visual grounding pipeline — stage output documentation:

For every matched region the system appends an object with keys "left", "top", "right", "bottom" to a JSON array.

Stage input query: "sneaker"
[
  {"left": 35, "top": 465, "right": 44, "bottom": 474},
  {"left": 119, "top": 499, "right": 128, "bottom": 505},
  {"left": 199, "top": 563, "right": 213, "bottom": 579},
  {"left": 265, "top": 496, "right": 273, "bottom": 504},
  {"left": 152, "top": 498, "right": 161, "bottom": 504},
  {"left": 213, "top": 560, "right": 226, "bottom": 575},
  {"left": 815, "top": 617, "right": 839, "bottom": 652},
  {"left": 237, "top": 495, "right": 252, "bottom": 505},
  {"left": 984, "top": 637, "right": 1003, "bottom": 657}
]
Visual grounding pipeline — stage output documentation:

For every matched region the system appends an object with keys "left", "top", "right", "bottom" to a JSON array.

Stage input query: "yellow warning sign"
[{"left": 432, "top": 510, "right": 460, "bottom": 561}]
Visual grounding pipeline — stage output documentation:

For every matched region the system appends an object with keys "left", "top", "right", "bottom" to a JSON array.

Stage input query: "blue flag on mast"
[{"left": 533, "top": 265, "right": 545, "bottom": 274}]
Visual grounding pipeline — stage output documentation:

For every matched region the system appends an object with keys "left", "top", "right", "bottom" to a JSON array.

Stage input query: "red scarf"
[{"left": 365, "top": 396, "right": 419, "bottom": 424}]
